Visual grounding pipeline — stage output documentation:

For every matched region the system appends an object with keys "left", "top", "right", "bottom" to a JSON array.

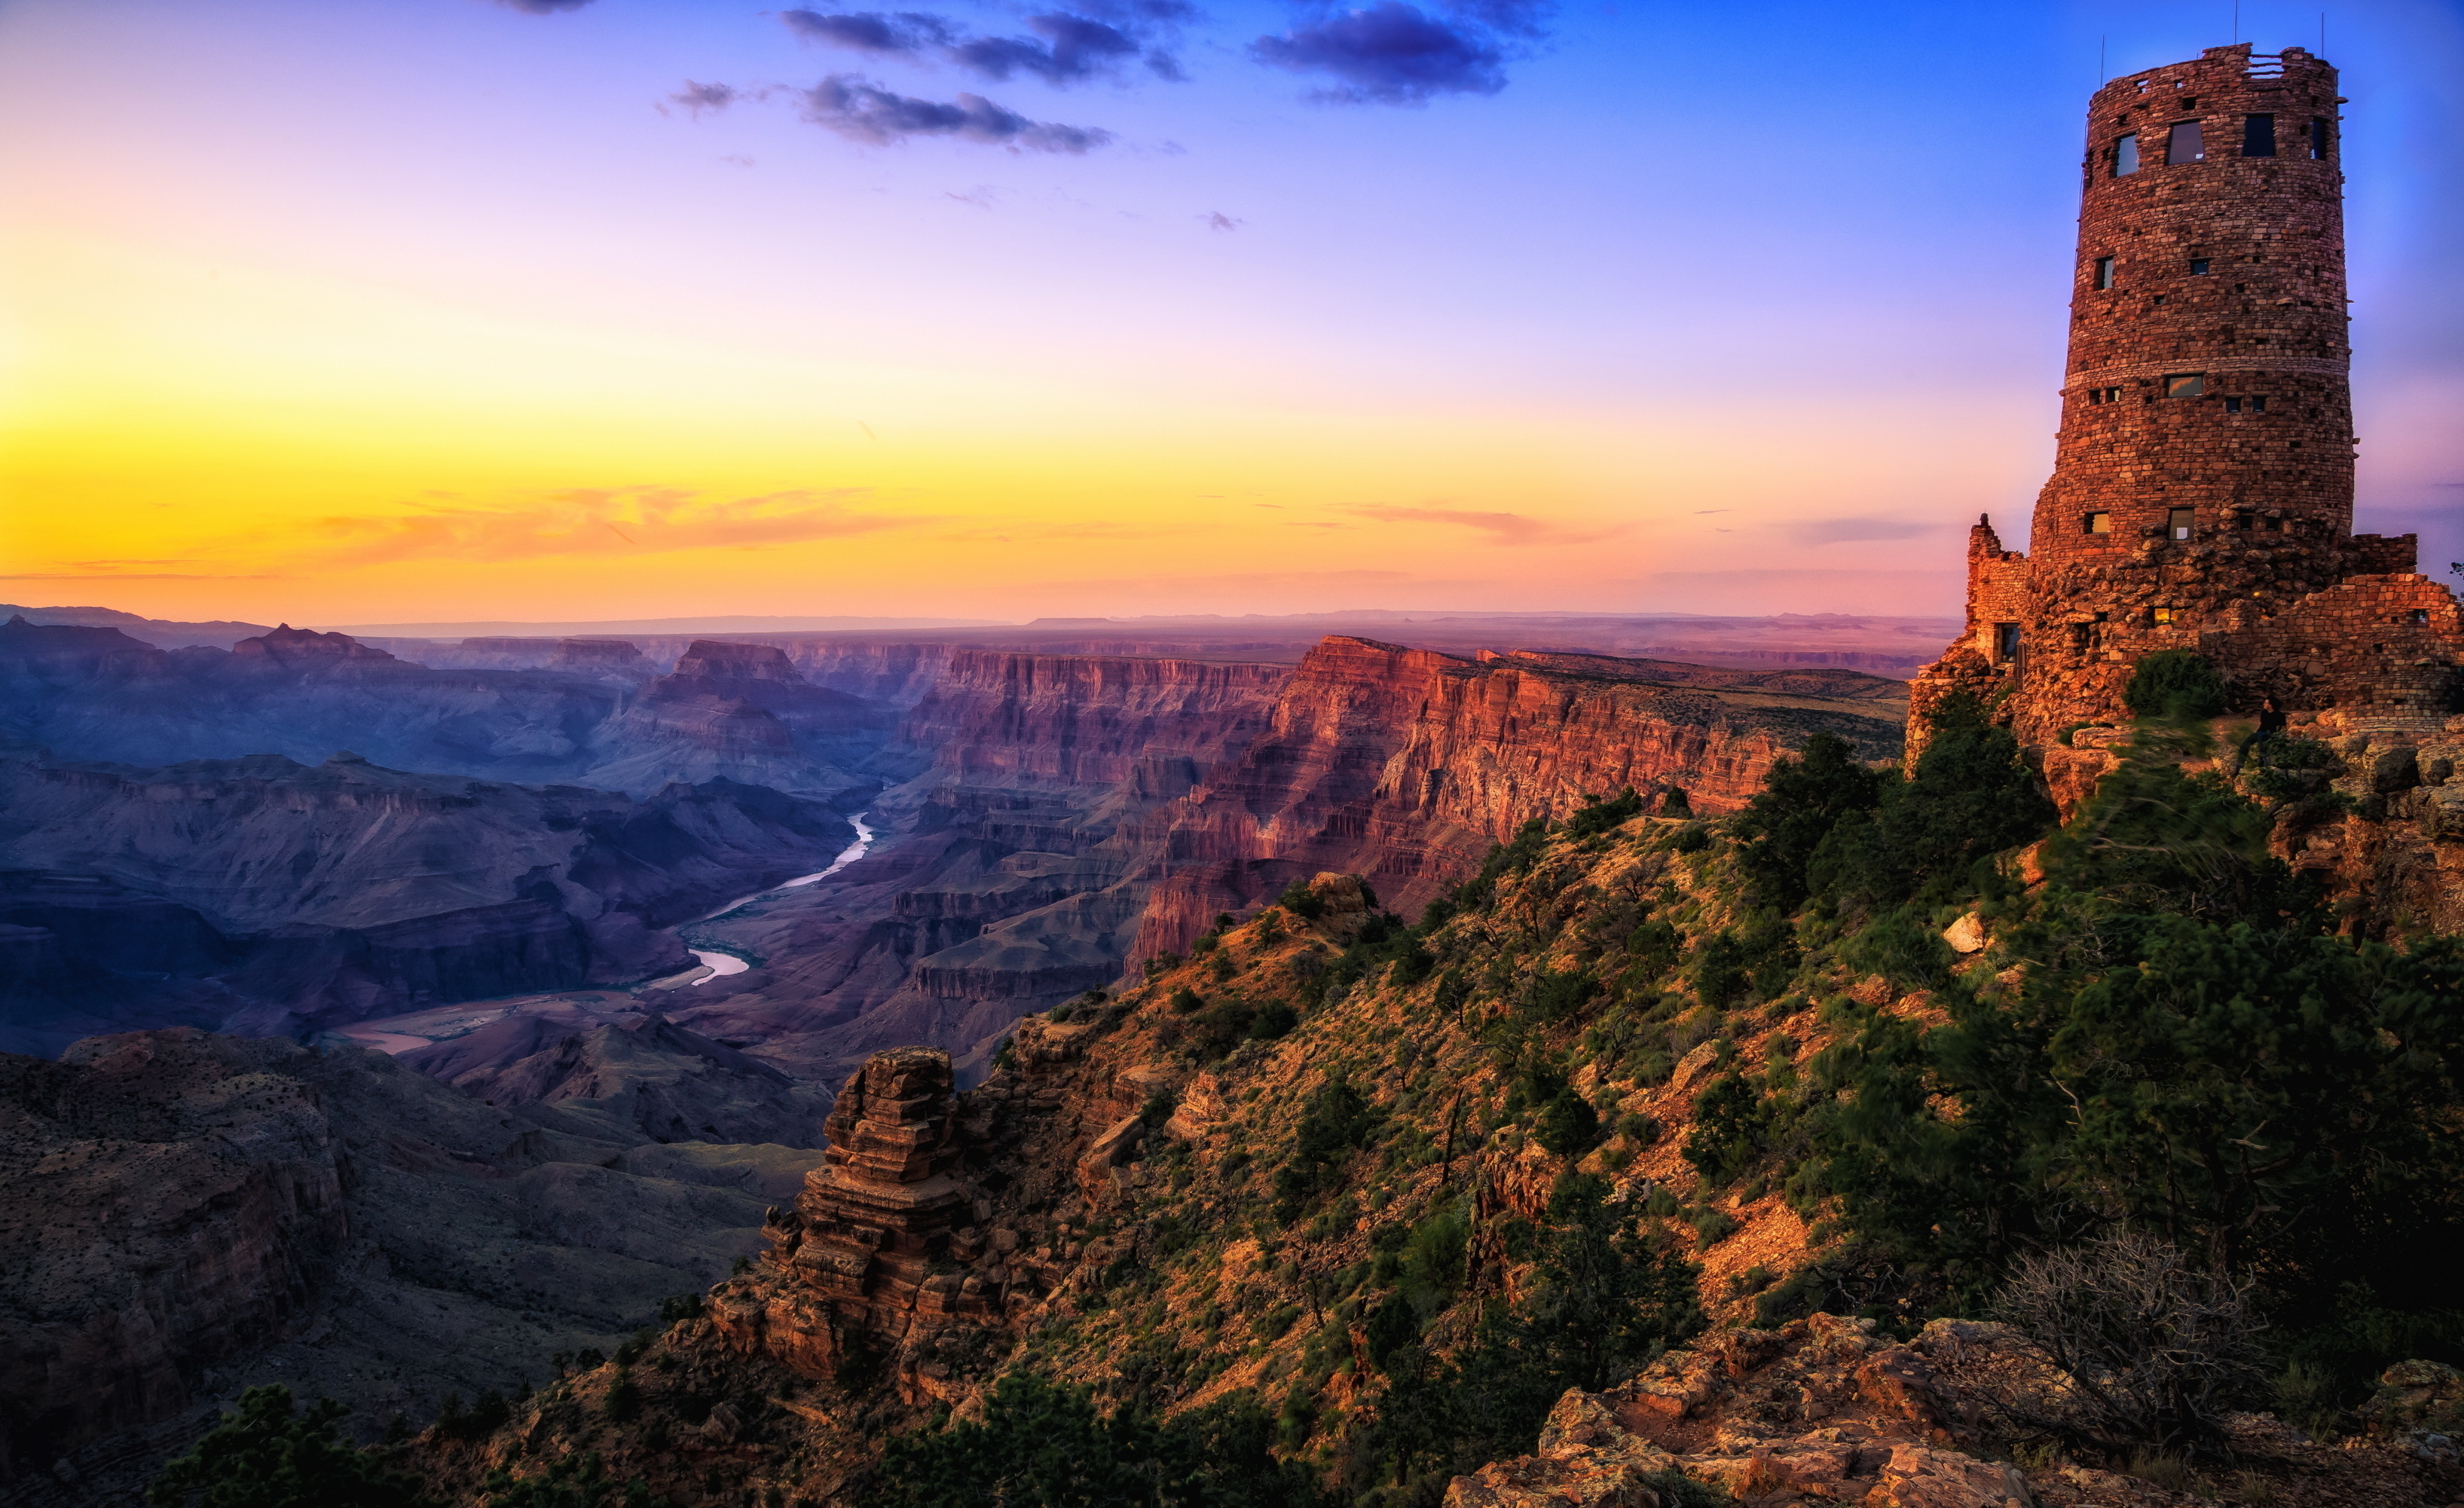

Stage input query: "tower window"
[
  {"left": 2164, "top": 374, "right": 2205, "bottom": 397},
  {"left": 2084, "top": 387, "right": 2123, "bottom": 405},
  {"left": 2114, "top": 134, "right": 2141, "bottom": 176},
  {"left": 2189, "top": 258, "right": 2211, "bottom": 274},
  {"left": 2225, "top": 396, "right": 2242, "bottom": 413},
  {"left": 2094, "top": 256, "right": 2116, "bottom": 288},
  {"left": 2168, "top": 508, "right": 2194, "bottom": 540},
  {"left": 2244, "top": 113, "right": 2276, "bottom": 157},
  {"left": 2153, "top": 606, "right": 2181, "bottom": 625},
  {"left": 2251, "top": 395, "right": 2267, "bottom": 412},
  {"left": 1993, "top": 623, "right": 2022, "bottom": 662},
  {"left": 2167, "top": 122, "right": 2205, "bottom": 164},
  {"left": 2083, "top": 512, "right": 2111, "bottom": 534},
  {"left": 2309, "top": 118, "right": 2331, "bottom": 158},
  {"left": 2412, "top": 609, "right": 2432, "bottom": 624}
]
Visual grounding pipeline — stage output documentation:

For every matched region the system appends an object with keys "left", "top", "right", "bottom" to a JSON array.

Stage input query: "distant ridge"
[
  {"left": 0, "top": 603, "right": 274, "bottom": 650},
  {"left": 317, "top": 614, "right": 1010, "bottom": 636}
]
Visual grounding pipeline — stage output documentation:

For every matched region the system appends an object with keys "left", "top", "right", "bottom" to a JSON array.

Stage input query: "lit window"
[
  {"left": 2309, "top": 118, "right": 2331, "bottom": 159},
  {"left": 2244, "top": 113, "right": 2276, "bottom": 157},
  {"left": 1994, "top": 623, "right": 2022, "bottom": 661},
  {"left": 2115, "top": 134, "right": 2141, "bottom": 176},
  {"left": 2084, "top": 512, "right": 2111, "bottom": 534},
  {"left": 2094, "top": 256, "right": 2116, "bottom": 288},
  {"left": 2190, "top": 258, "right": 2211, "bottom": 274},
  {"left": 2168, "top": 508, "right": 2194, "bottom": 540},
  {"left": 2153, "top": 606, "right": 2180, "bottom": 625},
  {"left": 2165, "top": 373, "right": 2205, "bottom": 397},
  {"left": 2167, "top": 121, "right": 2205, "bottom": 164}
]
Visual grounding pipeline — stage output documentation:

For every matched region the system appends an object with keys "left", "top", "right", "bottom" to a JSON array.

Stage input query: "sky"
[{"left": 1, "top": 0, "right": 2457, "bottom": 627}]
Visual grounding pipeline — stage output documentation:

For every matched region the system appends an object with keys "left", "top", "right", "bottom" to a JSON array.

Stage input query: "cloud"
[
  {"left": 781, "top": 9, "right": 954, "bottom": 55},
  {"left": 785, "top": 7, "right": 1183, "bottom": 83},
  {"left": 1200, "top": 211, "right": 1241, "bottom": 231},
  {"left": 491, "top": 0, "right": 595, "bottom": 11},
  {"left": 1791, "top": 517, "right": 1942, "bottom": 546},
  {"left": 1252, "top": 3, "right": 1506, "bottom": 103},
  {"left": 798, "top": 75, "right": 1112, "bottom": 151},
  {"left": 1349, "top": 504, "right": 1619, "bottom": 546},
  {"left": 283, "top": 488, "right": 922, "bottom": 568},
  {"left": 667, "top": 81, "right": 741, "bottom": 117}
]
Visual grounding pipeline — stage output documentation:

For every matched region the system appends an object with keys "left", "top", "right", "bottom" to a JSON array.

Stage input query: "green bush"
[
  {"left": 150, "top": 1385, "right": 431, "bottom": 1508},
  {"left": 1732, "top": 732, "right": 1888, "bottom": 910},
  {"left": 2125, "top": 650, "right": 2229, "bottom": 720},
  {"left": 1563, "top": 788, "right": 1646, "bottom": 841}
]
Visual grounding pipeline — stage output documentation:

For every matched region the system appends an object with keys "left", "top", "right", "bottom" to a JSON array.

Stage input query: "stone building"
[{"left": 1912, "top": 44, "right": 2462, "bottom": 769}]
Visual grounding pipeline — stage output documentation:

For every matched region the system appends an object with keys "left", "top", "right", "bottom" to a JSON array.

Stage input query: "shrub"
[
  {"left": 2125, "top": 650, "right": 2229, "bottom": 721},
  {"left": 149, "top": 1385, "right": 430, "bottom": 1508},
  {"left": 1535, "top": 1088, "right": 1600, "bottom": 1157},
  {"left": 1563, "top": 788, "right": 1646, "bottom": 841},
  {"left": 1973, "top": 1234, "right": 2268, "bottom": 1458},
  {"left": 1276, "top": 879, "right": 1328, "bottom": 920},
  {"left": 1732, "top": 731, "right": 1888, "bottom": 910}
]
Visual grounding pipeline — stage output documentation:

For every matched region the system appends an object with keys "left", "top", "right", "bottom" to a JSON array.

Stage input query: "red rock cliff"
[{"left": 1127, "top": 637, "right": 1906, "bottom": 961}]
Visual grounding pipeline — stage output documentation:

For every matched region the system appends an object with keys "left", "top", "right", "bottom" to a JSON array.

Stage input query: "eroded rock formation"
[{"left": 1127, "top": 636, "right": 1906, "bottom": 959}]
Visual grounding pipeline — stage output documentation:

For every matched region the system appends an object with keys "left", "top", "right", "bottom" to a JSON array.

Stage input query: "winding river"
[{"left": 686, "top": 811, "right": 875, "bottom": 983}]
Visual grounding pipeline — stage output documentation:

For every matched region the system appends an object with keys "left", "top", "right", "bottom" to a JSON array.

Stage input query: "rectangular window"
[
  {"left": 2233, "top": 512, "right": 2253, "bottom": 529},
  {"left": 2084, "top": 512, "right": 2111, "bottom": 534},
  {"left": 2252, "top": 395, "right": 2267, "bottom": 412},
  {"left": 2094, "top": 256, "right": 2116, "bottom": 288},
  {"left": 2165, "top": 373, "right": 2205, "bottom": 398},
  {"left": 2167, "top": 121, "right": 2205, "bottom": 164},
  {"left": 2168, "top": 507, "right": 2194, "bottom": 540},
  {"left": 2243, "top": 113, "right": 2277, "bottom": 157},
  {"left": 2225, "top": 396, "right": 2242, "bottom": 414},
  {"left": 2310, "top": 118, "right": 2331, "bottom": 158},
  {"left": 2412, "top": 609, "right": 2432, "bottom": 624},
  {"left": 1993, "top": 623, "right": 2022, "bottom": 662},
  {"left": 2190, "top": 258, "right": 2211, "bottom": 274},
  {"left": 2115, "top": 134, "right": 2141, "bottom": 176},
  {"left": 2154, "top": 606, "right": 2180, "bottom": 625}
]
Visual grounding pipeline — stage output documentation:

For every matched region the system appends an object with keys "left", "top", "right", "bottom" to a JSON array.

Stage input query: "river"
[{"left": 686, "top": 810, "right": 875, "bottom": 983}]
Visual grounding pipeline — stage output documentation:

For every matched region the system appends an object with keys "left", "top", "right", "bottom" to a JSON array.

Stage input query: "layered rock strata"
[{"left": 1127, "top": 636, "right": 1907, "bottom": 958}]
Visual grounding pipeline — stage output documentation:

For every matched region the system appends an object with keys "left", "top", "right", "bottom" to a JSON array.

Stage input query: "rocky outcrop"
[
  {"left": 404, "top": 1010, "right": 833, "bottom": 1147},
  {"left": 0, "top": 752, "right": 854, "bottom": 1047},
  {"left": 0, "top": 1028, "right": 834, "bottom": 1494},
  {"left": 0, "top": 1032, "right": 348, "bottom": 1476},
  {"left": 595, "top": 641, "right": 891, "bottom": 801},
  {"left": 1127, "top": 636, "right": 1907, "bottom": 958},
  {"left": 710, "top": 1048, "right": 993, "bottom": 1393}
]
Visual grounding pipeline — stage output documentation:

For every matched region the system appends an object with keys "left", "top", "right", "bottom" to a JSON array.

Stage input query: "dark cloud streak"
[
  {"left": 798, "top": 75, "right": 1113, "bottom": 151},
  {"left": 782, "top": 6, "right": 1187, "bottom": 87},
  {"left": 1252, "top": 2, "right": 1507, "bottom": 103}
]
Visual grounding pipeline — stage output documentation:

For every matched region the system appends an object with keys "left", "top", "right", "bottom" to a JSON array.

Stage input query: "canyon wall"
[
  {"left": 0, "top": 751, "right": 854, "bottom": 1051},
  {"left": 653, "top": 651, "right": 1292, "bottom": 1085},
  {"left": 1126, "top": 638, "right": 1909, "bottom": 960}
]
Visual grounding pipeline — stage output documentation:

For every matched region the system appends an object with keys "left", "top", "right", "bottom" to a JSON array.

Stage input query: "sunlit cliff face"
[{"left": 2, "top": 0, "right": 2457, "bottom": 626}]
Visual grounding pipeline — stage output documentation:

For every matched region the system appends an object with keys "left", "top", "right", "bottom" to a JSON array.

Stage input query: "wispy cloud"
[
  {"left": 783, "top": 5, "right": 1188, "bottom": 85},
  {"left": 272, "top": 487, "right": 924, "bottom": 567},
  {"left": 1791, "top": 517, "right": 1942, "bottom": 546},
  {"left": 797, "top": 75, "right": 1113, "bottom": 151},
  {"left": 1348, "top": 504, "right": 1621, "bottom": 546}
]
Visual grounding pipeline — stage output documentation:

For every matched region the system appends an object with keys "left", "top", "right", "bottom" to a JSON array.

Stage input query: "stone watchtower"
[{"left": 1914, "top": 44, "right": 2462, "bottom": 771}]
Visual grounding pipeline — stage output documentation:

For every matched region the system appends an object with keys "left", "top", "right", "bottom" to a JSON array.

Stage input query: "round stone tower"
[
  {"left": 1912, "top": 42, "right": 2463, "bottom": 769},
  {"left": 2029, "top": 44, "right": 2353, "bottom": 570}
]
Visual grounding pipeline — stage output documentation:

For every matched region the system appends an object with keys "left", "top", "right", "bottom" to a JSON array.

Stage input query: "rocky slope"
[
  {"left": 0, "top": 1027, "right": 832, "bottom": 1500},
  {"left": 388, "top": 832, "right": 2462, "bottom": 1508},
  {"left": 0, "top": 751, "right": 854, "bottom": 1051}
]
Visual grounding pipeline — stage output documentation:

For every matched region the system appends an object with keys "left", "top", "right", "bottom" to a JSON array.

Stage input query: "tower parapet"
[{"left": 1911, "top": 44, "right": 2459, "bottom": 765}]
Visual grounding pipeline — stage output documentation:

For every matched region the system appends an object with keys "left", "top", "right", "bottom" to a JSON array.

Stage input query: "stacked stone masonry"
[{"left": 1912, "top": 43, "right": 2464, "bottom": 761}]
